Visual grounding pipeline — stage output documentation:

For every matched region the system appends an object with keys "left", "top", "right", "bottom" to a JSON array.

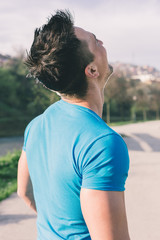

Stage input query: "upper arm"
[
  {"left": 18, "top": 120, "right": 33, "bottom": 196},
  {"left": 17, "top": 150, "right": 32, "bottom": 197},
  {"left": 80, "top": 134, "right": 130, "bottom": 239},
  {"left": 80, "top": 189, "right": 130, "bottom": 240}
]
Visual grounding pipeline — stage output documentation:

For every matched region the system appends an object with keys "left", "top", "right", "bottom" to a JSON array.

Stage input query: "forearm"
[
  {"left": 17, "top": 188, "right": 37, "bottom": 213},
  {"left": 21, "top": 192, "right": 37, "bottom": 213}
]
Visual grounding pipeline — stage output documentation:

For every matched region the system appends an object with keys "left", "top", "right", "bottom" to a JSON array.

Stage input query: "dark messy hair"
[{"left": 25, "top": 10, "right": 94, "bottom": 98}]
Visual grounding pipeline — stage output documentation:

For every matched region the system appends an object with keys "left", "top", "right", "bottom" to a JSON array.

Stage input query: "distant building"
[
  {"left": 111, "top": 61, "right": 160, "bottom": 84},
  {"left": 131, "top": 74, "right": 155, "bottom": 83}
]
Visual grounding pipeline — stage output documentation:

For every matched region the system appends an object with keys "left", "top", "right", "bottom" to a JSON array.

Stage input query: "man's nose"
[{"left": 98, "top": 39, "right": 103, "bottom": 45}]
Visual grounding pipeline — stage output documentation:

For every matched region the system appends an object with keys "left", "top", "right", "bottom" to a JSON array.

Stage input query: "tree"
[
  {"left": 0, "top": 68, "right": 20, "bottom": 117},
  {"left": 148, "top": 82, "right": 160, "bottom": 120},
  {"left": 0, "top": 55, "right": 59, "bottom": 118},
  {"left": 135, "top": 84, "right": 150, "bottom": 121},
  {"left": 104, "top": 75, "right": 132, "bottom": 122}
]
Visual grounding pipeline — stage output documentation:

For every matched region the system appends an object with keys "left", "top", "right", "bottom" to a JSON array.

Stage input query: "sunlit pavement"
[
  {"left": 0, "top": 193, "right": 37, "bottom": 240},
  {"left": 0, "top": 120, "right": 160, "bottom": 240},
  {"left": 112, "top": 120, "right": 160, "bottom": 240}
]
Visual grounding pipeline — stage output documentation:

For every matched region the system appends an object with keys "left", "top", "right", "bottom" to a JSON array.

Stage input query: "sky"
[{"left": 0, "top": 0, "right": 160, "bottom": 70}]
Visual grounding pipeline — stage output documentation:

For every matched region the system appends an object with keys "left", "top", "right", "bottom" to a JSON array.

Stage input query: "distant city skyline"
[{"left": 0, "top": 0, "right": 160, "bottom": 70}]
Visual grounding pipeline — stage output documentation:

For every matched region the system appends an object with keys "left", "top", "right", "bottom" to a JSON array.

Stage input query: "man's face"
[{"left": 74, "top": 27, "right": 113, "bottom": 83}]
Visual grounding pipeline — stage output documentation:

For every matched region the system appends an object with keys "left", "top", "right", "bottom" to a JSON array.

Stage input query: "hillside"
[{"left": 111, "top": 62, "right": 160, "bottom": 83}]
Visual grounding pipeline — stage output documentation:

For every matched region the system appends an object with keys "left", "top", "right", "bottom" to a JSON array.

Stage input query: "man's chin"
[
  {"left": 106, "top": 65, "right": 113, "bottom": 79},
  {"left": 109, "top": 64, "right": 113, "bottom": 74},
  {"left": 104, "top": 65, "right": 113, "bottom": 85}
]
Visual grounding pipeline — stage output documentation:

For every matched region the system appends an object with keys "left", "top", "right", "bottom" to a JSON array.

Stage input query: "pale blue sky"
[{"left": 0, "top": 0, "right": 160, "bottom": 70}]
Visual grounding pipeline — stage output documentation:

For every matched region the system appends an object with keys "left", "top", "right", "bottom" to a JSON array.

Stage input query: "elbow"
[
  {"left": 17, "top": 189, "right": 22, "bottom": 198},
  {"left": 17, "top": 188, "right": 26, "bottom": 199}
]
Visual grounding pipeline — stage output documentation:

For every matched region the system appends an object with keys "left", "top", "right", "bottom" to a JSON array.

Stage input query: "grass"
[
  {"left": 108, "top": 120, "right": 134, "bottom": 127},
  {"left": 0, "top": 150, "right": 21, "bottom": 201}
]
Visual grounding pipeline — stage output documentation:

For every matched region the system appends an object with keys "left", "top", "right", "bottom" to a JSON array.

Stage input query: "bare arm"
[
  {"left": 17, "top": 150, "right": 37, "bottom": 213},
  {"left": 80, "top": 188, "right": 130, "bottom": 240}
]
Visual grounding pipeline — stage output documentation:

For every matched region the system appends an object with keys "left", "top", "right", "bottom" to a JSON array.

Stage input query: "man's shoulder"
[
  {"left": 84, "top": 119, "right": 118, "bottom": 139},
  {"left": 79, "top": 119, "right": 125, "bottom": 153}
]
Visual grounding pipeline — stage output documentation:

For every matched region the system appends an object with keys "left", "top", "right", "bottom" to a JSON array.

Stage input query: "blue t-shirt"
[{"left": 23, "top": 99, "right": 130, "bottom": 240}]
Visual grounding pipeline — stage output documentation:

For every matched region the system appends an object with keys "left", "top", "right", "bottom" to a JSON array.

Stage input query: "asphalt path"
[{"left": 0, "top": 120, "right": 160, "bottom": 240}]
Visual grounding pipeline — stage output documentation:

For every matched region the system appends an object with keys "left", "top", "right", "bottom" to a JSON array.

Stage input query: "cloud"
[{"left": 0, "top": 0, "right": 159, "bottom": 69}]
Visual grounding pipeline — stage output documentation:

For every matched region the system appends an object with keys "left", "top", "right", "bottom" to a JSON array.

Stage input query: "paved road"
[
  {"left": 0, "top": 136, "right": 23, "bottom": 157},
  {"left": 0, "top": 120, "right": 160, "bottom": 240},
  {"left": 112, "top": 120, "right": 160, "bottom": 240}
]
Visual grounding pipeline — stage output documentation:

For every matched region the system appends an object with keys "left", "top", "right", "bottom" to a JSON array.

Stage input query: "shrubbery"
[{"left": 0, "top": 150, "right": 21, "bottom": 201}]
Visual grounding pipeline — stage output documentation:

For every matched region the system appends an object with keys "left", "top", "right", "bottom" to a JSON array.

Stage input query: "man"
[{"left": 17, "top": 10, "right": 130, "bottom": 240}]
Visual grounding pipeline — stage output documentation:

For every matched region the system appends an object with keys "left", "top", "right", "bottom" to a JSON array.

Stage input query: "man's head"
[
  {"left": 26, "top": 10, "right": 112, "bottom": 99},
  {"left": 74, "top": 27, "right": 113, "bottom": 89}
]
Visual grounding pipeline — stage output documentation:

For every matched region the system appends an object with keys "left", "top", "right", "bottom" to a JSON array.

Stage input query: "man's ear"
[{"left": 85, "top": 64, "right": 99, "bottom": 78}]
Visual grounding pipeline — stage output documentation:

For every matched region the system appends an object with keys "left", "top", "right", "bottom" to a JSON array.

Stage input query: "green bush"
[{"left": 0, "top": 150, "right": 21, "bottom": 201}]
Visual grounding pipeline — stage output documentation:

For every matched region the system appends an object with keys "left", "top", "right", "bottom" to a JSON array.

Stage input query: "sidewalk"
[
  {"left": 0, "top": 120, "right": 160, "bottom": 240},
  {"left": 112, "top": 120, "right": 160, "bottom": 240},
  {"left": 0, "top": 193, "right": 37, "bottom": 240}
]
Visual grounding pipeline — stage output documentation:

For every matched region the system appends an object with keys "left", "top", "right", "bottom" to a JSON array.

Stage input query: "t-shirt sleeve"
[
  {"left": 22, "top": 115, "right": 42, "bottom": 152},
  {"left": 81, "top": 133, "right": 130, "bottom": 191},
  {"left": 22, "top": 121, "right": 33, "bottom": 152}
]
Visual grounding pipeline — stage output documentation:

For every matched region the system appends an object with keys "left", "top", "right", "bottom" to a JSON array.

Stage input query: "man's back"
[{"left": 23, "top": 99, "right": 129, "bottom": 240}]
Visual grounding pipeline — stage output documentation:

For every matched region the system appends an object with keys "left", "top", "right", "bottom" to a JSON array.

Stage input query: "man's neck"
[{"left": 61, "top": 84, "right": 104, "bottom": 118}]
